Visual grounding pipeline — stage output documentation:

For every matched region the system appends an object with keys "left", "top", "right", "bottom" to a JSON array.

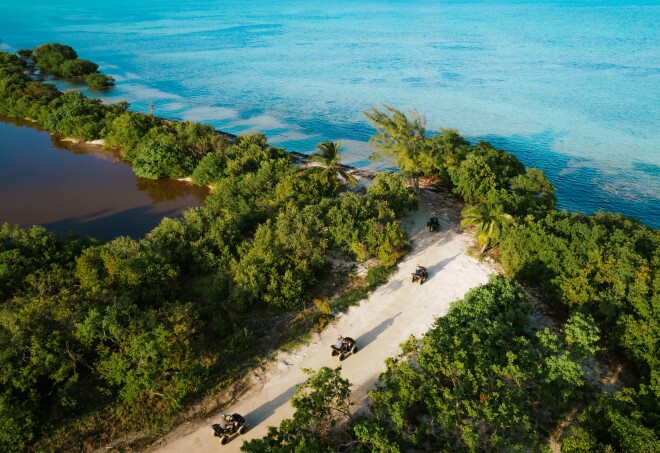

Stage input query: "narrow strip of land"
[{"left": 149, "top": 191, "right": 492, "bottom": 453}]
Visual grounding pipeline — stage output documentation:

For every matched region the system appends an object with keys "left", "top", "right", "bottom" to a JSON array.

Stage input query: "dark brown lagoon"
[{"left": 0, "top": 117, "right": 208, "bottom": 241}]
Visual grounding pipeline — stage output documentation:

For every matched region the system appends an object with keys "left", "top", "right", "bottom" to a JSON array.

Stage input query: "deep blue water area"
[{"left": 0, "top": 0, "right": 658, "bottom": 227}]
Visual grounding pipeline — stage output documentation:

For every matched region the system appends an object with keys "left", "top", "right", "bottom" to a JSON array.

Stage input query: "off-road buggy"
[
  {"left": 412, "top": 267, "right": 428, "bottom": 284},
  {"left": 212, "top": 413, "right": 247, "bottom": 445},
  {"left": 331, "top": 336, "right": 358, "bottom": 361},
  {"left": 427, "top": 215, "right": 440, "bottom": 232}
]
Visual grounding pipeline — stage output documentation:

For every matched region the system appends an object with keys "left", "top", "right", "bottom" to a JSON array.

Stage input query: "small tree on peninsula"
[{"left": 363, "top": 105, "right": 428, "bottom": 191}]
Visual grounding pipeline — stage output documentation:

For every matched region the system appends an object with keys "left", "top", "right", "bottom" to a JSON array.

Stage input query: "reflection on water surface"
[{"left": 0, "top": 116, "right": 208, "bottom": 241}]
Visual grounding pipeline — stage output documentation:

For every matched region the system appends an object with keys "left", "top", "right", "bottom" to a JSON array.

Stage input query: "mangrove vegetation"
[{"left": 0, "top": 46, "right": 657, "bottom": 452}]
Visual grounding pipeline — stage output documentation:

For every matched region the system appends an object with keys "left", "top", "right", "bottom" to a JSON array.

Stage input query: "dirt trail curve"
[{"left": 149, "top": 191, "right": 493, "bottom": 453}]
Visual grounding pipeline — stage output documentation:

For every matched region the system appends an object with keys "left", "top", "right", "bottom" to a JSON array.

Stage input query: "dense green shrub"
[
  {"left": 353, "top": 276, "right": 600, "bottom": 451},
  {"left": 366, "top": 171, "right": 417, "bottom": 216},
  {"left": 233, "top": 218, "right": 317, "bottom": 310},
  {"left": 0, "top": 226, "right": 97, "bottom": 452},
  {"left": 75, "top": 236, "right": 180, "bottom": 303},
  {"left": 426, "top": 127, "right": 471, "bottom": 181},
  {"left": 496, "top": 211, "right": 659, "bottom": 450},
  {"left": 499, "top": 212, "right": 659, "bottom": 374},
  {"left": 59, "top": 58, "right": 98, "bottom": 78},
  {"left": 166, "top": 120, "right": 221, "bottom": 157},
  {"left": 272, "top": 167, "right": 338, "bottom": 209},
  {"left": 327, "top": 193, "right": 407, "bottom": 265},
  {"left": 500, "top": 167, "right": 557, "bottom": 217},
  {"left": 0, "top": 293, "right": 90, "bottom": 452},
  {"left": 84, "top": 72, "right": 115, "bottom": 88},
  {"left": 40, "top": 91, "right": 107, "bottom": 140},
  {"left": 220, "top": 132, "right": 288, "bottom": 176},
  {"left": 365, "top": 264, "right": 395, "bottom": 287},
  {"left": 192, "top": 151, "right": 227, "bottom": 185},
  {"left": 206, "top": 159, "right": 291, "bottom": 230},
  {"left": 0, "top": 52, "right": 26, "bottom": 72},
  {"left": 77, "top": 300, "right": 204, "bottom": 408},
  {"left": 102, "top": 110, "right": 160, "bottom": 155},
  {"left": 32, "top": 43, "right": 78, "bottom": 75},
  {"left": 32, "top": 43, "right": 110, "bottom": 84},
  {"left": 0, "top": 224, "right": 95, "bottom": 300},
  {"left": 132, "top": 138, "right": 197, "bottom": 179},
  {"left": 450, "top": 142, "right": 524, "bottom": 204},
  {"left": 452, "top": 153, "right": 499, "bottom": 203},
  {"left": 562, "top": 386, "right": 659, "bottom": 452}
]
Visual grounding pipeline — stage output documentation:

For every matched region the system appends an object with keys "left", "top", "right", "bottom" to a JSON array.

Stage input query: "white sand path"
[{"left": 149, "top": 192, "right": 493, "bottom": 452}]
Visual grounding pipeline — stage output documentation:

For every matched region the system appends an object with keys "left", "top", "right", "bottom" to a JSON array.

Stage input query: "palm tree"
[
  {"left": 460, "top": 201, "right": 513, "bottom": 254},
  {"left": 311, "top": 141, "right": 357, "bottom": 186}
]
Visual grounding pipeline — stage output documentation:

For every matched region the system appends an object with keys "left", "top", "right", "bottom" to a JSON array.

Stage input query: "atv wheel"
[
  {"left": 351, "top": 345, "right": 358, "bottom": 354},
  {"left": 338, "top": 352, "right": 345, "bottom": 361},
  {"left": 331, "top": 349, "right": 337, "bottom": 356},
  {"left": 238, "top": 425, "right": 247, "bottom": 435},
  {"left": 219, "top": 435, "right": 229, "bottom": 445}
]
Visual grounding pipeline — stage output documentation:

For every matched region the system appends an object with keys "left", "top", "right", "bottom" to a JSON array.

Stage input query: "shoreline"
[
  {"left": 2, "top": 112, "right": 377, "bottom": 196},
  {"left": 2, "top": 112, "right": 656, "bottom": 232},
  {"left": 52, "top": 126, "right": 377, "bottom": 188}
]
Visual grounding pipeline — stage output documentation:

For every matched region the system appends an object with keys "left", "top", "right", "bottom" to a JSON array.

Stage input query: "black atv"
[
  {"left": 427, "top": 217, "right": 440, "bottom": 232},
  {"left": 411, "top": 268, "right": 428, "bottom": 284},
  {"left": 331, "top": 337, "right": 358, "bottom": 361},
  {"left": 212, "top": 413, "right": 247, "bottom": 445}
]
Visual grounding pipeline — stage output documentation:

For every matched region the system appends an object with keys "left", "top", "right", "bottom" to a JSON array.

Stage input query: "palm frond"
[{"left": 339, "top": 169, "right": 358, "bottom": 186}]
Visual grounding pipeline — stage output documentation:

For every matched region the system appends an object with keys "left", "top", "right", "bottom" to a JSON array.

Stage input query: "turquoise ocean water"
[{"left": 1, "top": 0, "right": 658, "bottom": 227}]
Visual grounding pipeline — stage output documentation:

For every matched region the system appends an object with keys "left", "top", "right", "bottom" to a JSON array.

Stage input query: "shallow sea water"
[{"left": 0, "top": 0, "right": 658, "bottom": 227}]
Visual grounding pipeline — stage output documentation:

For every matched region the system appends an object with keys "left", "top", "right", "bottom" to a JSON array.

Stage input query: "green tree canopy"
[
  {"left": 59, "top": 59, "right": 98, "bottom": 78},
  {"left": 102, "top": 111, "right": 161, "bottom": 156},
  {"left": 32, "top": 43, "right": 78, "bottom": 75},
  {"left": 366, "top": 171, "right": 417, "bottom": 217},
  {"left": 504, "top": 167, "right": 557, "bottom": 217},
  {"left": 241, "top": 367, "right": 353, "bottom": 452},
  {"left": 311, "top": 141, "right": 357, "bottom": 187},
  {"left": 354, "top": 276, "right": 600, "bottom": 452},
  {"left": 132, "top": 138, "right": 196, "bottom": 179},
  {"left": 460, "top": 199, "right": 513, "bottom": 254},
  {"left": 84, "top": 72, "right": 115, "bottom": 88},
  {"left": 364, "top": 105, "right": 428, "bottom": 191}
]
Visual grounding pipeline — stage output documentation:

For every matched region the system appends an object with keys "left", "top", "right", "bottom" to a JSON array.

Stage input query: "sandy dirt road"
[{"left": 150, "top": 192, "right": 492, "bottom": 452}]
